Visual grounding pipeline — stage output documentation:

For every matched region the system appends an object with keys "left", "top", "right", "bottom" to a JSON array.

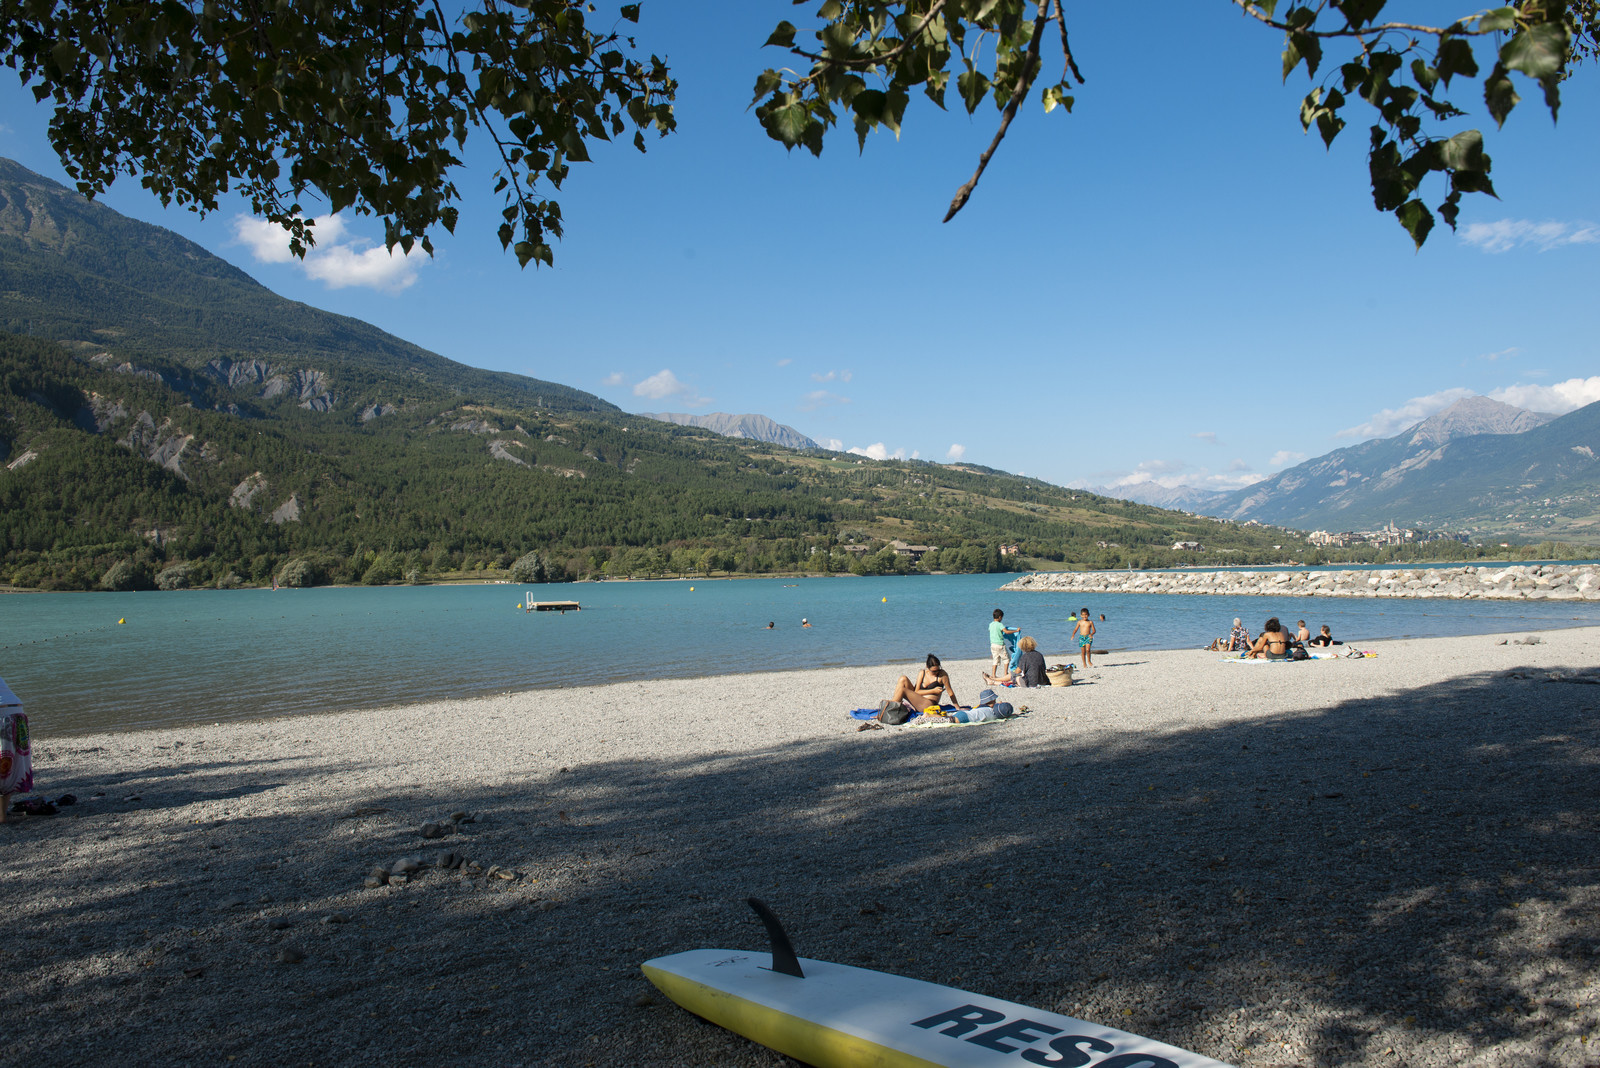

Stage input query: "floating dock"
[{"left": 524, "top": 598, "right": 580, "bottom": 613}]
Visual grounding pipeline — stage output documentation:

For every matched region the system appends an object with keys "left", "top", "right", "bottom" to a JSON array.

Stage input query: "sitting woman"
[
  {"left": 1227, "top": 617, "right": 1252, "bottom": 651},
  {"left": 985, "top": 635, "right": 1047, "bottom": 687},
  {"left": 888, "top": 654, "right": 960, "bottom": 712},
  {"left": 1308, "top": 624, "right": 1341, "bottom": 647},
  {"left": 1248, "top": 617, "right": 1291, "bottom": 659}
]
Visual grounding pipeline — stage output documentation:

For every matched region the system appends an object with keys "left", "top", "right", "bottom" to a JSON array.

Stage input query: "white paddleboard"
[{"left": 642, "top": 947, "right": 1236, "bottom": 1068}]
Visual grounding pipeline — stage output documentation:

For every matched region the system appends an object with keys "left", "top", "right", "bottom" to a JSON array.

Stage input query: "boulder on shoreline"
[{"left": 1002, "top": 563, "right": 1600, "bottom": 600}]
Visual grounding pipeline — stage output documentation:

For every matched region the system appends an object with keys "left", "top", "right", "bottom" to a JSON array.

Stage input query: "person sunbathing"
[
  {"left": 1248, "top": 618, "right": 1291, "bottom": 659},
  {"left": 888, "top": 654, "right": 959, "bottom": 712}
]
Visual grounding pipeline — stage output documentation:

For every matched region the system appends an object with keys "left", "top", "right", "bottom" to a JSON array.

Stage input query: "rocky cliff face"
[{"left": 640, "top": 412, "right": 819, "bottom": 451}]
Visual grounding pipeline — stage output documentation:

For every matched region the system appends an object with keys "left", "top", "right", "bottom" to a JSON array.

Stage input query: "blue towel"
[{"left": 849, "top": 704, "right": 957, "bottom": 720}]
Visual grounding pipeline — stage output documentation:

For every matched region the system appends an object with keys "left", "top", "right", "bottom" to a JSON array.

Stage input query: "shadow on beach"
[{"left": 5, "top": 664, "right": 1599, "bottom": 1067}]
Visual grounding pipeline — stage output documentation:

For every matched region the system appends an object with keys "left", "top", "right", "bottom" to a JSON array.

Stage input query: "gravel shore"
[{"left": 4, "top": 628, "right": 1599, "bottom": 1067}]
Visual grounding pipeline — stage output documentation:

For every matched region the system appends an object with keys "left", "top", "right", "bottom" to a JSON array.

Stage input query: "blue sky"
[{"left": 2, "top": 2, "right": 1597, "bottom": 495}]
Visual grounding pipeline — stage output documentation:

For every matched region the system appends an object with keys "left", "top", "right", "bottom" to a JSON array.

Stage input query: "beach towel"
[{"left": 849, "top": 705, "right": 958, "bottom": 721}]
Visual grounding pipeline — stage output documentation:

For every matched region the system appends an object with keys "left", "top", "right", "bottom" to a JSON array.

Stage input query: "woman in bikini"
[
  {"left": 1248, "top": 617, "right": 1291, "bottom": 659},
  {"left": 887, "top": 654, "right": 959, "bottom": 712}
]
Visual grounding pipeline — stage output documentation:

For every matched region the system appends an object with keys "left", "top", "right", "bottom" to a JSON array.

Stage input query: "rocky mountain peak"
[{"left": 1406, "top": 395, "right": 1555, "bottom": 448}]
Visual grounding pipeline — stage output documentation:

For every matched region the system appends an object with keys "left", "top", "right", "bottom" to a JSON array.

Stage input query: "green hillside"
[
  {"left": 0, "top": 159, "right": 1310, "bottom": 591},
  {"left": 0, "top": 158, "right": 612, "bottom": 413}
]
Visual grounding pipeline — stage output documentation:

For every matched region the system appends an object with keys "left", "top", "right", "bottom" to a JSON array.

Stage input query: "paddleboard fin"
[{"left": 745, "top": 897, "right": 804, "bottom": 978}]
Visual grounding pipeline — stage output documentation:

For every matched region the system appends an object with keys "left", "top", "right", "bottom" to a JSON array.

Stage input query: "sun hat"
[{"left": 977, "top": 688, "right": 998, "bottom": 706}]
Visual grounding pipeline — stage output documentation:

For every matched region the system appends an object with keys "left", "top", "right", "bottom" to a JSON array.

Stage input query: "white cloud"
[
  {"left": 231, "top": 212, "right": 419, "bottom": 292},
  {"left": 946, "top": 444, "right": 967, "bottom": 461},
  {"left": 1270, "top": 450, "right": 1307, "bottom": 468},
  {"left": 601, "top": 372, "right": 625, "bottom": 387},
  {"left": 1095, "top": 460, "right": 1263, "bottom": 493},
  {"left": 234, "top": 215, "right": 301, "bottom": 264},
  {"left": 1479, "top": 347, "right": 1519, "bottom": 362},
  {"left": 820, "top": 438, "right": 844, "bottom": 452},
  {"left": 1193, "top": 431, "right": 1219, "bottom": 445},
  {"left": 811, "top": 369, "right": 853, "bottom": 383},
  {"left": 911, "top": 450, "right": 920, "bottom": 460},
  {"left": 848, "top": 443, "right": 906, "bottom": 461},
  {"left": 303, "top": 243, "right": 420, "bottom": 292},
  {"left": 1488, "top": 376, "right": 1600, "bottom": 415},
  {"left": 632, "top": 369, "right": 709, "bottom": 407},
  {"left": 1337, "top": 387, "right": 1476, "bottom": 440},
  {"left": 1459, "top": 219, "right": 1600, "bottom": 253},
  {"left": 776, "top": 358, "right": 792, "bottom": 367},
  {"left": 798, "top": 390, "right": 849, "bottom": 412}
]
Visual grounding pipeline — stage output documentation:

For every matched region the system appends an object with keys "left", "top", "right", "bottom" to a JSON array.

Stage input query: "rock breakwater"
[{"left": 1002, "top": 563, "right": 1600, "bottom": 600}]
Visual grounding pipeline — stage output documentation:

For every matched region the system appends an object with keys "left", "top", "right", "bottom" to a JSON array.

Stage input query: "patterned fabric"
[{"left": 1, "top": 711, "right": 31, "bottom": 795}]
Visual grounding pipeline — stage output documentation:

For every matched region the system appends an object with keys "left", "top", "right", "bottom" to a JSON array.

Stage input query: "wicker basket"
[{"left": 1046, "top": 665, "right": 1074, "bottom": 687}]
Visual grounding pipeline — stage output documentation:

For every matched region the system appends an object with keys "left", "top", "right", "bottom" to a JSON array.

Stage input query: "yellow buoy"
[
  {"left": 690, "top": 587, "right": 694, "bottom": 591},
  {"left": 118, "top": 618, "right": 125, "bottom": 624},
  {"left": 882, "top": 597, "right": 887, "bottom": 603}
]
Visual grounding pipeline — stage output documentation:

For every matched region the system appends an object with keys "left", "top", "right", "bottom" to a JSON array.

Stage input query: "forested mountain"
[
  {"left": 1214, "top": 397, "right": 1600, "bottom": 540},
  {"left": 0, "top": 158, "right": 611, "bottom": 413},
  {"left": 0, "top": 159, "right": 1309, "bottom": 591}
]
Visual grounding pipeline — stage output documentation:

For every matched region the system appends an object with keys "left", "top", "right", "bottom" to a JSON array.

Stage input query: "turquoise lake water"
[{"left": 3, "top": 573, "right": 1598, "bottom": 736}]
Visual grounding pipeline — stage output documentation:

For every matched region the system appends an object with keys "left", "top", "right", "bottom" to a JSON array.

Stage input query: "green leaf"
[
  {"left": 620, "top": 5, "right": 640, "bottom": 22},
  {"left": 1450, "top": 169, "right": 1497, "bottom": 196},
  {"left": 1436, "top": 38, "right": 1479, "bottom": 85},
  {"left": 1500, "top": 22, "right": 1568, "bottom": 81},
  {"left": 1283, "top": 31, "right": 1322, "bottom": 80},
  {"left": 751, "top": 69, "right": 783, "bottom": 105},
  {"left": 1410, "top": 58, "right": 1438, "bottom": 93},
  {"left": 1438, "top": 190, "right": 1462, "bottom": 230},
  {"left": 1396, "top": 199, "right": 1434, "bottom": 248},
  {"left": 1332, "top": 0, "right": 1387, "bottom": 29},
  {"left": 1484, "top": 67, "right": 1521, "bottom": 126},
  {"left": 1478, "top": 7, "right": 1517, "bottom": 32},
  {"left": 957, "top": 66, "right": 990, "bottom": 114},
  {"left": 764, "top": 21, "right": 798, "bottom": 49},
  {"left": 1436, "top": 128, "right": 1485, "bottom": 171},
  {"left": 764, "top": 102, "right": 811, "bottom": 149},
  {"left": 852, "top": 88, "right": 886, "bottom": 149}
]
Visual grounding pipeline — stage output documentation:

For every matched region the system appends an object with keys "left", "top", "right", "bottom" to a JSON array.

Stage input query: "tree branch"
[
  {"left": 1054, "top": 0, "right": 1085, "bottom": 84},
  {"left": 943, "top": 3, "right": 1050, "bottom": 223},
  {"left": 1232, "top": 1, "right": 1496, "bottom": 37},
  {"left": 785, "top": 0, "right": 948, "bottom": 73}
]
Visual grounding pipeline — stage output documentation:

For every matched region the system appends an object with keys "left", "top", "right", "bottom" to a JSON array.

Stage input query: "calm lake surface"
[{"left": 4, "top": 573, "right": 1598, "bottom": 736}]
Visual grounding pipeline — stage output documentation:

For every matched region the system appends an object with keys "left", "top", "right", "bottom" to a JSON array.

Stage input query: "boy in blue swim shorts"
[{"left": 1073, "top": 608, "right": 1096, "bottom": 669}]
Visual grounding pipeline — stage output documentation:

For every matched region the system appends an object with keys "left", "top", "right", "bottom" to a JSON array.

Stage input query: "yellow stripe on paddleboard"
[{"left": 642, "top": 963, "right": 945, "bottom": 1068}]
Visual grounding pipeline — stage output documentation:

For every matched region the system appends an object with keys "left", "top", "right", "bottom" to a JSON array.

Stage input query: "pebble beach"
[{"left": 4, "top": 627, "right": 1600, "bottom": 1067}]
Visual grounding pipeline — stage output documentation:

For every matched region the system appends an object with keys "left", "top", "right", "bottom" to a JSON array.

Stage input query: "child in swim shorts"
[{"left": 1073, "top": 608, "right": 1096, "bottom": 669}]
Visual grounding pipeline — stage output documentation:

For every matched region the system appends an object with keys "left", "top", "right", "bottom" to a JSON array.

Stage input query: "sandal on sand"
[{"left": 857, "top": 721, "right": 884, "bottom": 731}]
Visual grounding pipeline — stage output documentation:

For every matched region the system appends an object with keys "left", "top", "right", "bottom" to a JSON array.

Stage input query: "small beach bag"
[
  {"left": 0, "top": 678, "right": 31, "bottom": 797},
  {"left": 1046, "top": 665, "right": 1074, "bottom": 687}
]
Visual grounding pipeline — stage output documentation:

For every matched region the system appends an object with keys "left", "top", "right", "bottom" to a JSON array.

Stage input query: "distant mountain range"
[
  {"left": 1093, "top": 396, "right": 1598, "bottom": 542},
  {"left": 1077, "top": 481, "right": 1233, "bottom": 513},
  {"left": 1211, "top": 396, "right": 1598, "bottom": 539},
  {"left": 640, "top": 412, "right": 818, "bottom": 451}
]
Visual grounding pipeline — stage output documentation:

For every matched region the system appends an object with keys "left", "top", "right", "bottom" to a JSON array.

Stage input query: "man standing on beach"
[{"left": 989, "top": 609, "right": 1016, "bottom": 678}]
